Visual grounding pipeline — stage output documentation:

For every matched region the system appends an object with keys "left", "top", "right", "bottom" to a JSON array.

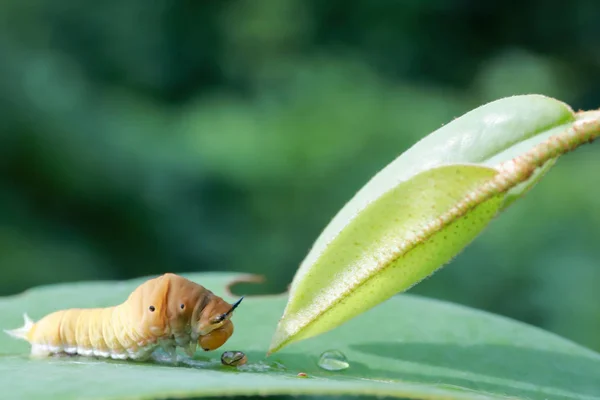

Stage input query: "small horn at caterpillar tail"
[{"left": 4, "top": 313, "right": 35, "bottom": 341}]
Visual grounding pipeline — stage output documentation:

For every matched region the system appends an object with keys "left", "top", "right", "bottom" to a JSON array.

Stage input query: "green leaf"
[
  {"left": 269, "top": 94, "right": 577, "bottom": 354},
  {"left": 270, "top": 164, "right": 504, "bottom": 351},
  {"left": 1, "top": 273, "right": 599, "bottom": 400}
]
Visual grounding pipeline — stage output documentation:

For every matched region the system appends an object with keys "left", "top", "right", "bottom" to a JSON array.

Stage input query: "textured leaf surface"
[
  {"left": 269, "top": 164, "right": 504, "bottom": 350},
  {"left": 1, "top": 273, "right": 600, "bottom": 400},
  {"left": 269, "top": 95, "right": 576, "bottom": 354}
]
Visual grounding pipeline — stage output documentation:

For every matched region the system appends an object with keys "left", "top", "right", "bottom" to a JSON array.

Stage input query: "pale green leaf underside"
[
  {"left": 293, "top": 95, "right": 574, "bottom": 289},
  {"left": 270, "top": 95, "right": 576, "bottom": 354},
  {"left": 1, "top": 273, "right": 599, "bottom": 400},
  {"left": 270, "top": 164, "right": 503, "bottom": 351}
]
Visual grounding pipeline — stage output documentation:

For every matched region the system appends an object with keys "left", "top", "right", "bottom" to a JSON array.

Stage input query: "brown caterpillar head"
[
  {"left": 134, "top": 273, "right": 210, "bottom": 335},
  {"left": 129, "top": 273, "right": 244, "bottom": 346},
  {"left": 199, "top": 319, "right": 234, "bottom": 351},
  {"left": 194, "top": 296, "right": 243, "bottom": 350}
]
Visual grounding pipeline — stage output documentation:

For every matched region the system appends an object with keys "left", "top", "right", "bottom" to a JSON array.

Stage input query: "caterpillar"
[{"left": 4, "top": 273, "right": 244, "bottom": 362}]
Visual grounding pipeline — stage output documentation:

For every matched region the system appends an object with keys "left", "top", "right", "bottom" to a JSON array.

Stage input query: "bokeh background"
[{"left": 1, "top": 0, "right": 599, "bottom": 357}]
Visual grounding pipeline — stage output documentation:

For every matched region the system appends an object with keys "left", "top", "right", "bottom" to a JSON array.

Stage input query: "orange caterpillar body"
[{"left": 4, "top": 273, "right": 243, "bottom": 362}]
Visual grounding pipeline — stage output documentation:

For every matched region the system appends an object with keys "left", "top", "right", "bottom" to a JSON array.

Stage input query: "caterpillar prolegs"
[{"left": 4, "top": 273, "right": 243, "bottom": 362}]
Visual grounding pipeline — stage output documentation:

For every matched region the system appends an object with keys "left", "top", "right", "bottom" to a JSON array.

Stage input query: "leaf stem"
[{"left": 448, "top": 110, "right": 600, "bottom": 222}]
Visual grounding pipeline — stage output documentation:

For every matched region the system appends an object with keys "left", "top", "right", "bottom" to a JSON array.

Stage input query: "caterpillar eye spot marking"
[
  {"left": 212, "top": 315, "right": 226, "bottom": 324},
  {"left": 210, "top": 296, "right": 243, "bottom": 324},
  {"left": 4, "top": 273, "right": 243, "bottom": 364}
]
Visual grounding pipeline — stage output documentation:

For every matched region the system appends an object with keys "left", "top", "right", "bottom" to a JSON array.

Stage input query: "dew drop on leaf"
[
  {"left": 221, "top": 351, "right": 247, "bottom": 367},
  {"left": 317, "top": 350, "right": 349, "bottom": 371}
]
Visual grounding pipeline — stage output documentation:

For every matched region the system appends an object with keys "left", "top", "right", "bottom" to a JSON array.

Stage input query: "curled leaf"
[{"left": 268, "top": 94, "right": 582, "bottom": 354}]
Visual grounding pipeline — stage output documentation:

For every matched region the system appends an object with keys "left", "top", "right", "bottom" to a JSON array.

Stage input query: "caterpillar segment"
[{"left": 4, "top": 273, "right": 243, "bottom": 362}]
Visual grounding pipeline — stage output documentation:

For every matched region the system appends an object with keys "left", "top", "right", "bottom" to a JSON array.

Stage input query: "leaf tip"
[
  {"left": 266, "top": 331, "right": 286, "bottom": 356},
  {"left": 267, "top": 313, "right": 300, "bottom": 356}
]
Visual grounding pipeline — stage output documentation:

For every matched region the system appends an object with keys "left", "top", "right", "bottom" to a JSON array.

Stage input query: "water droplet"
[
  {"left": 317, "top": 350, "right": 349, "bottom": 371},
  {"left": 221, "top": 350, "right": 247, "bottom": 367}
]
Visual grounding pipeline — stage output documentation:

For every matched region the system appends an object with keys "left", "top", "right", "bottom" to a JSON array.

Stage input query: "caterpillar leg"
[
  {"left": 173, "top": 333, "right": 197, "bottom": 358},
  {"left": 158, "top": 338, "right": 178, "bottom": 364},
  {"left": 30, "top": 344, "right": 52, "bottom": 358},
  {"left": 183, "top": 342, "right": 197, "bottom": 358}
]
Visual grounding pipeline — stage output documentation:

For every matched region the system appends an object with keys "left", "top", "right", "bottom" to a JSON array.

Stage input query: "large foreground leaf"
[
  {"left": 268, "top": 95, "right": 594, "bottom": 354},
  {"left": 1, "top": 272, "right": 599, "bottom": 400}
]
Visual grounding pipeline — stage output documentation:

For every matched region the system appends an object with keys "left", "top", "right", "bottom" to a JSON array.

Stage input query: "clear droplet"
[
  {"left": 317, "top": 350, "right": 349, "bottom": 371},
  {"left": 221, "top": 350, "right": 247, "bottom": 367}
]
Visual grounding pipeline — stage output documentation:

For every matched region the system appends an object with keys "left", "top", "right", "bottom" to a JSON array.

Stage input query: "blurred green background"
[{"left": 0, "top": 0, "right": 598, "bottom": 356}]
